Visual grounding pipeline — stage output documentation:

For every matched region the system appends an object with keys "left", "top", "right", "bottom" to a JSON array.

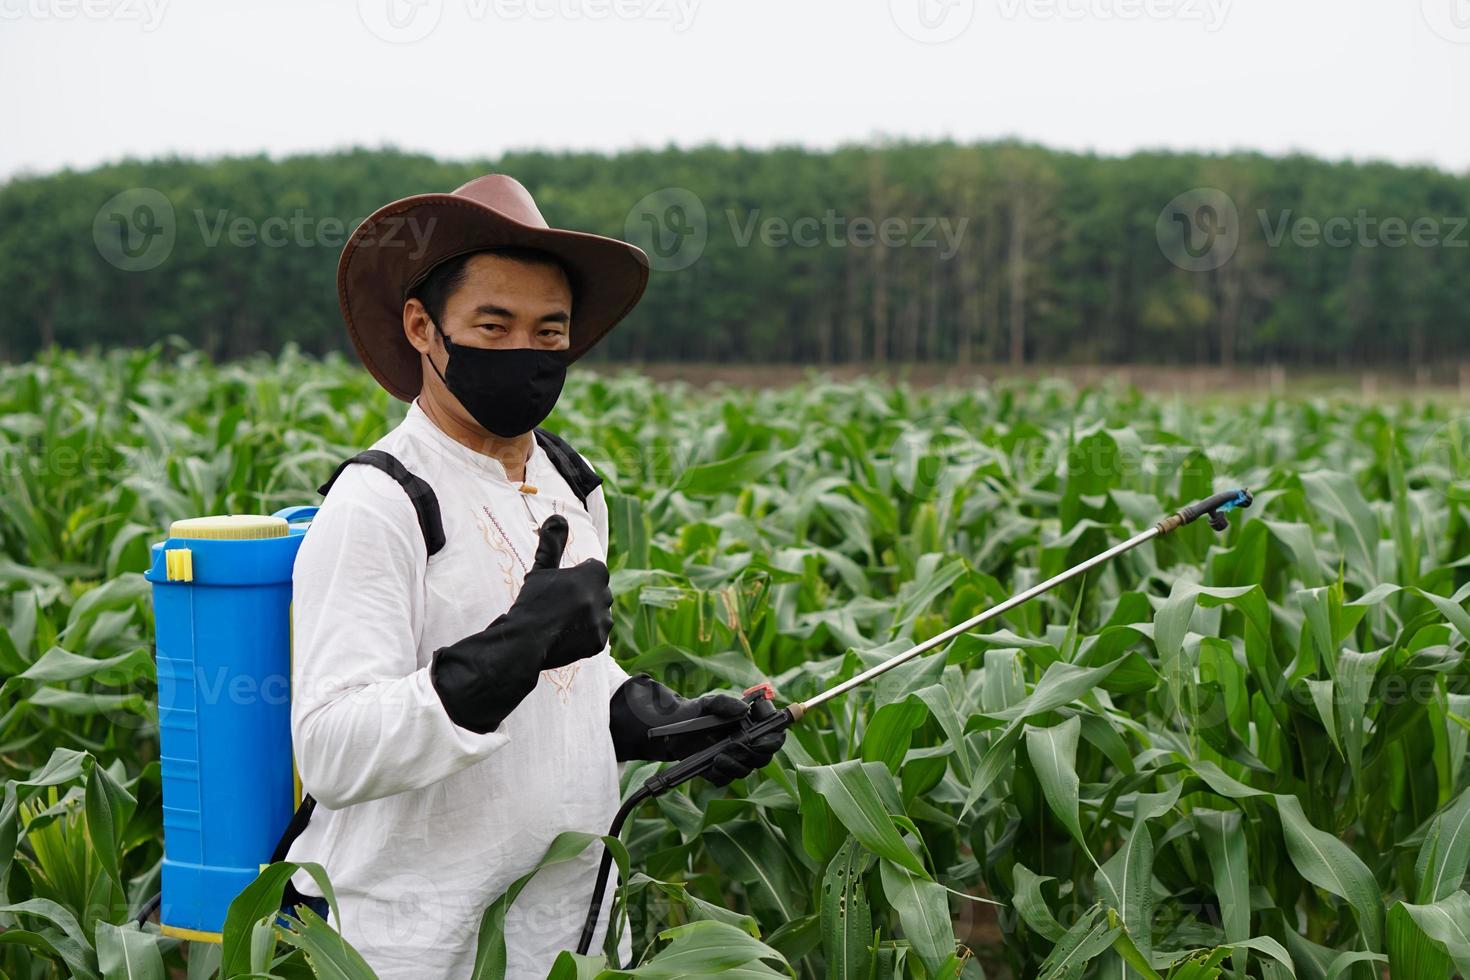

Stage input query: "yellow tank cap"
[{"left": 169, "top": 515, "right": 289, "bottom": 540}]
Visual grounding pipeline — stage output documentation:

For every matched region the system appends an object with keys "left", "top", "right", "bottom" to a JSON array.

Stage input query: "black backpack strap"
[
  {"left": 533, "top": 428, "right": 602, "bottom": 510},
  {"left": 316, "top": 449, "right": 446, "bottom": 557},
  {"left": 271, "top": 794, "right": 317, "bottom": 865},
  {"left": 273, "top": 795, "right": 323, "bottom": 915}
]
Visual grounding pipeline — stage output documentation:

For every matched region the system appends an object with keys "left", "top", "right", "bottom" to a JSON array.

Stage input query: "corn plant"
[{"left": 4, "top": 342, "right": 1470, "bottom": 978}]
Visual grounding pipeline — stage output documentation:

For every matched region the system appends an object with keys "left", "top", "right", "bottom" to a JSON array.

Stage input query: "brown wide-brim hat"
[{"left": 338, "top": 173, "right": 650, "bottom": 401}]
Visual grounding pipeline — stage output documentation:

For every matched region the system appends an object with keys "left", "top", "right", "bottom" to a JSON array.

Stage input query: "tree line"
[{"left": 1, "top": 141, "right": 1465, "bottom": 368}]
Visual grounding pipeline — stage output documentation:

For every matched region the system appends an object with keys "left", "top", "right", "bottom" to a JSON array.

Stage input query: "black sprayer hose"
[
  {"left": 575, "top": 784, "right": 654, "bottom": 958},
  {"left": 575, "top": 703, "right": 801, "bottom": 961},
  {"left": 134, "top": 891, "right": 162, "bottom": 928}
]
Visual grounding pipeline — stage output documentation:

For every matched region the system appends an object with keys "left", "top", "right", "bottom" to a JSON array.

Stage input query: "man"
[{"left": 281, "top": 175, "right": 786, "bottom": 978}]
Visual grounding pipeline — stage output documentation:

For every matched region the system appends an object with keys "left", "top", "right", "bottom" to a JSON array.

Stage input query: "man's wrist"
[
  {"left": 429, "top": 615, "right": 547, "bottom": 733},
  {"left": 608, "top": 673, "right": 687, "bottom": 761}
]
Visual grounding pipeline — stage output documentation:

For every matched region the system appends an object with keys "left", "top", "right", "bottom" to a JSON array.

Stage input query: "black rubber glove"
[
  {"left": 608, "top": 673, "right": 786, "bottom": 786},
  {"left": 430, "top": 514, "right": 613, "bottom": 734}
]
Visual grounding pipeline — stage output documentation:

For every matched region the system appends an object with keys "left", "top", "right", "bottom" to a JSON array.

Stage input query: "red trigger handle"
[{"left": 743, "top": 682, "right": 777, "bottom": 703}]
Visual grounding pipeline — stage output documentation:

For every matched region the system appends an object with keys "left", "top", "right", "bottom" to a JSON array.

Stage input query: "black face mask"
[{"left": 426, "top": 321, "right": 569, "bottom": 438}]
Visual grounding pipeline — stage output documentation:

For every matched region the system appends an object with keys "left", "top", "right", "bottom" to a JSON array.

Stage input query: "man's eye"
[{"left": 476, "top": 324, "right": 507, "bottom": 332}]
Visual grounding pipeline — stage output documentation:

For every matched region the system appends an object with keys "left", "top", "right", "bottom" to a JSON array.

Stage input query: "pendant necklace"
[{"left": 479, "top": 458, "right": 557, "bottom": 576}]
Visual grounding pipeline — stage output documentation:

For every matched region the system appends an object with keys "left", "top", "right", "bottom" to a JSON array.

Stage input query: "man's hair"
[{"left": 408, "top": 246, "right": 570, "bottom": 328}]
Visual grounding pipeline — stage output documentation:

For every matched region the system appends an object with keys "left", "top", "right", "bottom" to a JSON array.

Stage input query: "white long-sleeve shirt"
[{"left": 284, "top": 397, "right": 634, "bottom": 978}]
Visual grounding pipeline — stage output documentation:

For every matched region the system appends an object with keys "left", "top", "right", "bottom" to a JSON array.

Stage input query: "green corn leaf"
[
  {"left": 961, "top": 719, "right": 1024, "bottom": 818},
  {"left": 1299, "top": 471, "right": 1380, "bottom": 586},
  {"left": 1414, "top": 588, "right": 1470, "bottom": 649},
  {"left": 274, "top": 905, "right": 379, "bottom": 980},
  {"left": 911, "top": 682, "right": 974, "bottom": 779},
  {"left": 1163, "top": 947, "right": 1231, "bottom": 980},
  {"left": 1322, "top": 950, "right": 1387, "bottom": 980},
  {"left": 1393, "top": 892, "right": 1470, "bottom": 976},
  {"left": 1386, "top": 434, "right": 1421, "bottom": 587},
  {"left": 1195, "top": 809, "right": 1250, "bottom": 977},
  {"left": 625, "top": 919, "right": 792, "bottom": 977},
  {"left": 674, "top": 449, "right": 791, "bottom": 497},
  {"left": 1188, "top": 761, "right": 1270, "bottom": 800},
  {"left": 95, "top": 921, "right": 166, "bottom": 980},
  {"left": 1304, "top": 680, "right": 1342, "bottom": 757},
  {"left": 0, "top": 898, "right": 101, "bottom": 980},
  {"left": 1212, "top": 937, "right": 1296, "bottom": 976},
  {"left": 1095, "top": 818, "right": 1154, "bottom": 950},
  {"left": 1416, "top": 785, "right": 1470, "bottom": 903},
  {"left": 0, "top": 927, "right": 102, "bottom": 980},
  {"left": 859, "top": 698, "right": 929, "bottom": 773},
  {"left": 797, "top": 772, "right": 847, "bottom": 867},
  {"left": 1105, "top": 913, "right": 1165, "bottom": 980},
  {"left": 470, "top": 832, "right": 630, "bottom": 980},
  {"left": 1336, "top": 649, "right": 1384, "bottom": 799},
  {"left": 3, "top": 646, "right": 152, "bottom": 690},
  {"left": 797, "top": 762, "right": 928, "bottom": 878},
  {"left": 704, "top": 820, "right": 805, "bottom": 922},
  {"left": 877, "top": 857, "right": 954, "bottom": 979},
  {"left": 546, "top": 950, "right": 609, "bottom": 980},
  {"left": 1387, "top": 901, "right": 1453, "bottom": 980},
  {"left": 820, "top": 837, "right": 873, "bottom": 980},
  {"left": 1154, "top": 580, "right": 1198, "bottom": 718},
  {"left": 1037, "top": 904, "right": 1119, "bottom": 980},
  {"left": 626, "top": 873, "right": 761, "bottom": 936},
  {"left": 1012, "top": 862, "right": 1066, "bottom": 942},
  {"left": 220, "top": 862, "right": 305, "bottom": 977},
  {"left": 83, "top": 759, "right": 135, "bottom": 896},
  {"left": 1025, "top": 716, "right": 1092, "bottom": 858},
  {"left": 1274, "top": 795, "right": 1383, "bottom": 952},
  {"left": 990, "top": 659, "right": 1125, "bottom": 723}
]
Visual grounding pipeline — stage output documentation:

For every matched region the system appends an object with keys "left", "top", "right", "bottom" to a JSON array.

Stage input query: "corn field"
[{"left": 4, "top": 342, "right": 1470, "bottom": 979}]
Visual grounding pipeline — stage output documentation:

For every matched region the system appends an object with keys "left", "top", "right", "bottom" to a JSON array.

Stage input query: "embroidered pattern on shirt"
[
  {"left": 544, "top": 662, "right": 580, "bottom": 704},
  {"left": 477, "top": 497, "right": 586, "bottom": 702},
  {"left": 473, "top": 507, "right": 518, "bottom": 595}
]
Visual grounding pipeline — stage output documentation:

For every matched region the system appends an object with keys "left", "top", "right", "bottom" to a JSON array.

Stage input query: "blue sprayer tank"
[{"left": 143, "top": 505, "right": 319, "bottom": 941}]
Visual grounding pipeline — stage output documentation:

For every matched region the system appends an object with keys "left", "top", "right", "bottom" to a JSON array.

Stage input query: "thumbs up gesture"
[
  {"left": 513, "top": 515, "right": 614, "bottom": 670},
  {"left": 530, "top": 511, "right": 571, "bottom": 570},
  {"left": 429, "top": 515, "right": 614, "bottom": 735}
]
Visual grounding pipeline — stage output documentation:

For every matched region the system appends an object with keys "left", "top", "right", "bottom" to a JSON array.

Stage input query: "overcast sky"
[{"left": 3, "top": 0, "right": 1468, "bottom": 180}]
